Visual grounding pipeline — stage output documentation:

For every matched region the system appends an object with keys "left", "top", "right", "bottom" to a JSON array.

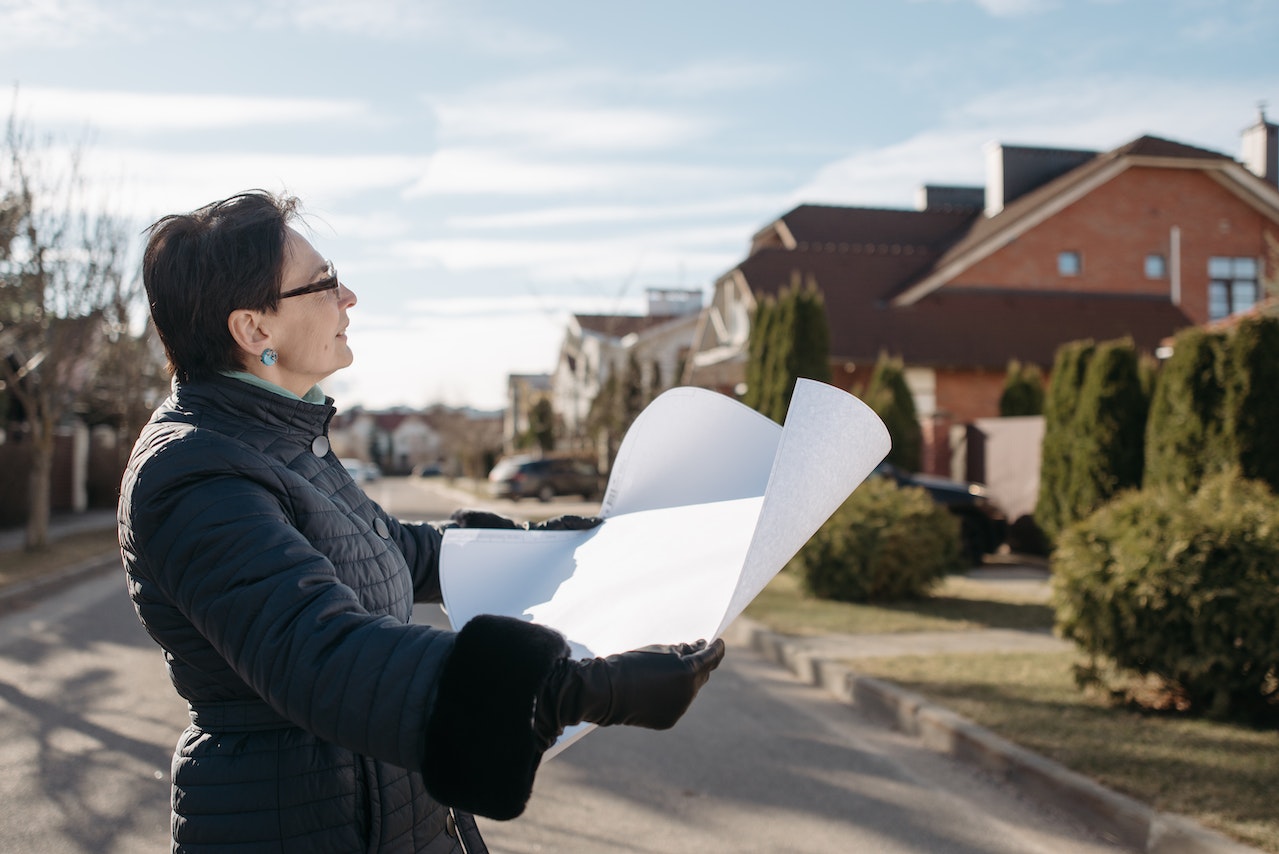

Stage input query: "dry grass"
[{"left": 0, "top": 529, "right": 119, "bottom": 589}]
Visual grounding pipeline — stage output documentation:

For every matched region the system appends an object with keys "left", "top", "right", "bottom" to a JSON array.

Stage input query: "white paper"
[{"left": 439, "top": 379, "right": 891, "bottom": 753}]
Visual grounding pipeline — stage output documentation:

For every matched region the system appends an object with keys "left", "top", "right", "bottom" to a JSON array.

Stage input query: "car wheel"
[{"left": 537, "top": 485, "right": 555, "bottom": 502}]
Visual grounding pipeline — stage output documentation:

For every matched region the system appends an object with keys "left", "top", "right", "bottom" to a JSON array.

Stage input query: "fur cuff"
[{"left": 423, "top": 614, "right": 569, "bottom": 820}]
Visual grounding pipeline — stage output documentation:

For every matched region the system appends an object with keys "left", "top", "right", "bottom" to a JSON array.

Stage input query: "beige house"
[{"left": 551, "top": 288, "right": 703, "bottom": 441}]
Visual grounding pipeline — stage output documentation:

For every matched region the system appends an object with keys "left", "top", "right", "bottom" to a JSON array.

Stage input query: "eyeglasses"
[{"left": 280, "top": 261, "right": 341, "bottom": 299}]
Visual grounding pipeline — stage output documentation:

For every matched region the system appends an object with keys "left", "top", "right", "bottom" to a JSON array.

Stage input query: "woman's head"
[{"left": 143, "top": 190, "right": 357, "bottom": 393}]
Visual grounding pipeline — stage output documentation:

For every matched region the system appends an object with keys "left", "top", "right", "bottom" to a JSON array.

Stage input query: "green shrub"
[
  {"left": 794, "top": 476, "right": 963, "bottom": 602},
  {"left": 999, "top": 359, "right": 1045, "bottom": 416},
  {"left": 1051, "top": 470, "right": 1279, "bottom": 722}
]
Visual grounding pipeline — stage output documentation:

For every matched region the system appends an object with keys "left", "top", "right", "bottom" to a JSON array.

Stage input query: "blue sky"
[{"left": 3, "top": 0, "right": 1277, "bottom": 411}]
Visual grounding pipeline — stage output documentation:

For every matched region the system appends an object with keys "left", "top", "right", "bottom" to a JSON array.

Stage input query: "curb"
[{"left": 724, "top": 616, "right": 1260, "bottom": 854}]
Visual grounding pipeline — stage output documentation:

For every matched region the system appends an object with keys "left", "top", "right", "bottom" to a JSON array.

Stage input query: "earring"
[{"left": 260, "top": 348, "right": 278, "bottom": 366}]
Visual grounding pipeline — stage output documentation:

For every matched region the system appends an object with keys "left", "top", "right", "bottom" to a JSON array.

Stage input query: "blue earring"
[{"left": 260, "top": 348, "right": 278, "bottom": 366}]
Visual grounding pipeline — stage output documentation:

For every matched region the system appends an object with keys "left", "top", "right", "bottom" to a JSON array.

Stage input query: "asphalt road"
[{"left": 0, "top": 477, "right": 1123, "bottom": 853}]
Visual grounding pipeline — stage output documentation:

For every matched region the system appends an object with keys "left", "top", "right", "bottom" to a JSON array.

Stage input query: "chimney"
[
  {"left": 984, "top": 142, "right": 1098, "bottom": 217},
  {"left": 1242, "top": 106, "right": 1279, "bottom": 188}
]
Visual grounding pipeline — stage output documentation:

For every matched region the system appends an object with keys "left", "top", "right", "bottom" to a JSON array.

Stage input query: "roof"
[
  {"left": 574, "top": 313, "right": 682, "bottom": 339},
  {"left": 753, "top": 204, "right": 976, "bottom": 253},
  {"left": 892, "top": 134, "right": 1244, "bottom": 305},
  {"left": 739, "top": 247, "right": 1193, "bottom": 369}
]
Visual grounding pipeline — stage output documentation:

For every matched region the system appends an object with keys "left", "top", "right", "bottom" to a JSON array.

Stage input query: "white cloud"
[
  {"left": 391, "top": 225, "right": 745, "bottom": 284},
  {"left": 795, "top": 76, "right": 1276, "bottom": 208},
  {"left": 0, "top": 0, "right": 118, "bottom": 47},
  {"left": 431, "top": 100, "right": 714, "bottom": 152},
  {"left": 7, "top": 86, "right": 373, "bottom": 134},
  {"left": 444, "top": 194, "right": 785, "bottom": 230},
  {"left": 973, "top": 0, "right": 1057, "bottom": 16},
  {"left": 408, "top": 148, "right": 750, "bottom": 197}
]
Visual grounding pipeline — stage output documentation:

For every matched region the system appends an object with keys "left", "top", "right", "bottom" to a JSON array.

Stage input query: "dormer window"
[{"left": 1058, "top": 251, "right": 1081, "bottom": 276}]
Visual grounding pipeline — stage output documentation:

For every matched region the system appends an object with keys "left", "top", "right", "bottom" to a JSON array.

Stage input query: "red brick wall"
[
  {"left": 936, "top": 368, "right": 1007, "bottom": 424},
  {"left": 948, "top": 166, "right": 1278, "bottom": 326}
]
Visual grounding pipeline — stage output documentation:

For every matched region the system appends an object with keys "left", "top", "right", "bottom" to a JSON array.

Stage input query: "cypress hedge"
[
  {"left": 1036, "top": 339, "right": 1095, "bottom": 541},
  {"left": 865, "top": 353, "right": 922, "bottom": 472},
  {"left": 1143, "top": 327, "right": 1230, "bottom": 493}
]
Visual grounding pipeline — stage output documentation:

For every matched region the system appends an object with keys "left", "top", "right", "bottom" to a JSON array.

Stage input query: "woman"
[{"left": 118, "top": 190, "right": 725, "bottom": 853}]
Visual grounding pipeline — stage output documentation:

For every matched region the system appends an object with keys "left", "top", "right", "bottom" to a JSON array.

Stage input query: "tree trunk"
[{"left": 25, "top": 425, "right": 53, "bottom": 550}]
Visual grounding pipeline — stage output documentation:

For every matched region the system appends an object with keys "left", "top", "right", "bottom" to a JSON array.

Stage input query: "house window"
[
  {"left": 1058, "top": 251, "right": 1081, "bottom": 276},
  {"left": 1144, "top": 253, "right": 1166, "bottom": 279},
  {"left": 1207, "top": 256, "right": 1259, "bottom": 321}
]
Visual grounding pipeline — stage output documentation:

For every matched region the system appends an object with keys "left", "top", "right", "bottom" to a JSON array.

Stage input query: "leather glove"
[
  {"left": 450, "top": 508, "right": 603, "bottom": 532},
  {"left": 533, "top": 639, "right": 726, "bottom": 747}
]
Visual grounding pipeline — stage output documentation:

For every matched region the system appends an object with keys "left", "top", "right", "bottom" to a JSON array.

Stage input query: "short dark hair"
[{"left": 142, "top": 190, "right": 300, "bottom": 382}]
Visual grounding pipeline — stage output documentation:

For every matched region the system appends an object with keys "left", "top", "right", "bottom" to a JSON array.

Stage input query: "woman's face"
[{"left": 265, "top": 228, "right": 358, "bottom": 394}]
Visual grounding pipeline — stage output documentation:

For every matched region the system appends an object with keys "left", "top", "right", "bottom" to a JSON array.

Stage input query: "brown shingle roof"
[
  {"left": 762, "top": 204, "right": 976, "bottom": 252},
  {"left": 738, "top": 247, "right": 1193, "bottom": 369}
]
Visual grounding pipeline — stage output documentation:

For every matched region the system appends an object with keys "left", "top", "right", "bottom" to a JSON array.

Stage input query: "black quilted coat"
[{"left": 119, "top": 376, "right": 570, "bottom": 853}]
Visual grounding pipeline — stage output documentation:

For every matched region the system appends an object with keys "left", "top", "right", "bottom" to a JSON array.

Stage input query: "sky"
[{"left": 2, "top": 0, "right": 1277, "bottom": 412}]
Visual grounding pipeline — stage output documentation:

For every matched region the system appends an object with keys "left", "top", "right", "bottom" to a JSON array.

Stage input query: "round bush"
[
  {"left": 795, "top": 476, "right": 963, "bottom": 602},
  {"left": 1051, "top": 470, "right": 1279, "bottom": 721}
]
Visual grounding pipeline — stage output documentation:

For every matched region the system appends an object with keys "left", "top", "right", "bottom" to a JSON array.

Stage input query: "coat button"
[
  {"left": 445, "top": 811, "right": 458, "bottom": 838},
  {"left": 374, "top": 518, "right": 390, "bottom": 538},
  {"left": 311, "top": 436, "right": 330, "bottom": 457}
]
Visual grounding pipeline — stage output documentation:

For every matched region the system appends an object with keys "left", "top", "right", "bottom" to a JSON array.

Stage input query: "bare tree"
[{"left": 0, "top": 114, "right": 136, "bottom": 549}]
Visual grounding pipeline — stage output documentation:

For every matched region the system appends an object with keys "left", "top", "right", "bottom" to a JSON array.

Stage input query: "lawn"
[{"left": 743, "top": 568, "right": 1279, "bottom": 854}]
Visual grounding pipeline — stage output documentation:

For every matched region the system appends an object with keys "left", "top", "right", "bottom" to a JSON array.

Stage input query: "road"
[{"left": 0, "top": 477, "right": 1123, "bottom": 853}]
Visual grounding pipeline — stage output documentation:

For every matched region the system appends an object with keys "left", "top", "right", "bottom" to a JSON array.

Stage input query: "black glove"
[
  {"left": 450, "top": 508, "right": 603, "bottom": 532},
  {"left": 533, "top": 639, "right": 726, "bottom": 748}
]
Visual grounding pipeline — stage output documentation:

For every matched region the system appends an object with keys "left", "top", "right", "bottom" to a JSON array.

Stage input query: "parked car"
[
  {"left": 340, "top": 458, "right": 380, "bottom": 484},
  {"left": 871, "top": 461, "right": 1006, "bottom": 563},
  {"left": 488, "top": 455, "right": 602, "bottom": 502}
]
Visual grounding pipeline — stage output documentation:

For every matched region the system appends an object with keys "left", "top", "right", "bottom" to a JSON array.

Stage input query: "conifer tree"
[
  {"left": 1036, "top": 339, "right": 1094, "bottom": 541},
  {"left": 742, "top": 295, "right": 774, "bottom": 413},
  {"left": 742, "top": 273, "right": 832, "bottom": 423},
  {"left": 1144, "top": 327, "right": 1229, "bottom": 493},
  {"left": 1224, "top": 314, "right": 1279, "bottom": 492},
  {"left": 998, "top": 359, "right": 1045, "bottom": 416},
  {"left": 1067, "top": 338, "right": 1147, "bottom": 525},
  {"left": 864, "top": 353, "right": 921, "bottom": 472}
]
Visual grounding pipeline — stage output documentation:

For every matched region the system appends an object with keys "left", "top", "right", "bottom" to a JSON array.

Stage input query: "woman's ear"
[{"left": 228, "top": 309, "right": 271, "bottom": 356}]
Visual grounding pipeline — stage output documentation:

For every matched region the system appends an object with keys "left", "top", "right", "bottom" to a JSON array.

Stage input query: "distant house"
[
  {"left": 330, "top": 404, "right": 503, "bottom": 477},
  {"left": 503, "top": 373, "right": 552, "bottom": 454},
  {"left": 552, "top": 288, "right": 703, "bottom": 443},
  {"left": 686, "top": 112, "right": 1279, "bottom": 475}
]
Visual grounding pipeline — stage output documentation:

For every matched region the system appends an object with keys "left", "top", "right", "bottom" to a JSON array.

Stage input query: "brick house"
[{"left": 685, "top": 114, "right": 1279, "bottom": 476}]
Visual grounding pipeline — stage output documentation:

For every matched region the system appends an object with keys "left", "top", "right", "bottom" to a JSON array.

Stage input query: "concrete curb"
[{"left": 724, "top": 616, "right": 1261, "bottom": 854}]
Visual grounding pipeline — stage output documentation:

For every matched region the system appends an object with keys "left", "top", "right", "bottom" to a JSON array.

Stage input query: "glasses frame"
[{"left": 280, "top": 261, "right": 340, "bottom": 299}]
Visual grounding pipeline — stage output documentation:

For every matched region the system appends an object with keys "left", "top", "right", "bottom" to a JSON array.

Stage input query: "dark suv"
[
  {"left": 872, "top": 462, "right": 1007, "bottom": 563},
  {"left": 488, "top": 455, "right": 602, "bottom": 502}
]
